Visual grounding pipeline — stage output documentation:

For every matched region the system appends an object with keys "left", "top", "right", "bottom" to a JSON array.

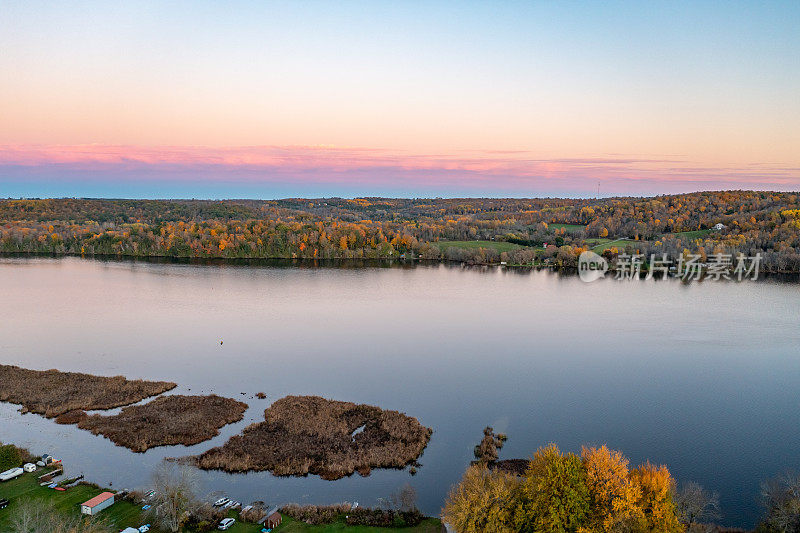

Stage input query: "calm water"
[{"left": 1, "top": 257, "right": 799, "bottom": 528}]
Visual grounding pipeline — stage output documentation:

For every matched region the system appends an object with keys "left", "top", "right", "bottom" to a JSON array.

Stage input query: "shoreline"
[{"left": 3, "top": 251, "right": 800, "bottom": 280}]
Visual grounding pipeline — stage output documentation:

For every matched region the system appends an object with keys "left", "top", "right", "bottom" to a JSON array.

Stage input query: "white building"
[{"left": 80, "top": 492, "right": 115, "bottom": 515}]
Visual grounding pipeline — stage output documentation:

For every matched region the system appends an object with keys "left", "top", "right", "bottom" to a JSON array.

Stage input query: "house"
[
  {"left": 38, "top": 454, "right": 57, "bottom": 466},
  {"left": 264, "top": 507, "right": 282, "bottom": 529},
  {"left": 713, "top": 223, "right": 726, "bottom": 230},
  {"left": 80, "top": 492, "right": 115, "bottom": 515}
]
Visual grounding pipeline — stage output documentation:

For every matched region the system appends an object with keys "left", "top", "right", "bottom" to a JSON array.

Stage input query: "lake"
[{"left": 1, "top": 256, "right": 799, "bottom": 528}]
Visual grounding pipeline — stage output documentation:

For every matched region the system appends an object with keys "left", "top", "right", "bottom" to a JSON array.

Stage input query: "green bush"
[{"left": 0, "top": 443, "right": 22, "bottom": 471}]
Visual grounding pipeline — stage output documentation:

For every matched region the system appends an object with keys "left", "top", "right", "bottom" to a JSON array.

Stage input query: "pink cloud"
[{"left": 0, "top": 144, "right": 798, "bottom": 196}]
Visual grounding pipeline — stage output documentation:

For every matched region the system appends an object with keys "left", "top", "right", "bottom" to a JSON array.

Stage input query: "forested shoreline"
[{"left": 1, "top": 191, "right": 799, "bottom": 271}]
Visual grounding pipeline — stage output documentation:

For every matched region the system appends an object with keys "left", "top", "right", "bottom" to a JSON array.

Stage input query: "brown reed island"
[
  {"left": 0, "top": 364, "right": 176, "bottom": 417},
  {"left": 191, "top": 395, "right": 432, "bottom": 480},
  {"left": 58, "top": 395, "right": 248, "bottom": 452}
]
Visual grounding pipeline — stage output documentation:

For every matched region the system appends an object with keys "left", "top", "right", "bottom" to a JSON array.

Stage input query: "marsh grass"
[
  {"left": 74, "top": 394, "right": 248, "bottom": 452},
  {"left": 193, "top": 395, "right": 432, "bottom": 480},
  {"left": 0, "top": 364, "right": 176, "bottom": 418}
]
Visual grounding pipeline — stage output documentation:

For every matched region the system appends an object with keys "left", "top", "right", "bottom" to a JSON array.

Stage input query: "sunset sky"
[{"left": 1, "top": 1, "right": 799, "bottom": 198}]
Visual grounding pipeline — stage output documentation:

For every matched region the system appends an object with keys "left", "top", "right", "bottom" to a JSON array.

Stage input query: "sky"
[{"left": 1, "top": 1, "right": 799, "bottom": 199}]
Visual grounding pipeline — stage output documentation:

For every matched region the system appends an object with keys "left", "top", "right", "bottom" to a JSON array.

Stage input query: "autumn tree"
[
  {"left": 629, "top": 462, "right": 683, "bottom": 533},
  {"left": 514, "top": 444, "right": 590, "bottom": 533},
  {"left": 581, "top": 445, "right": 645, "bottom": 532},
  {"left": 442, "top": 464, "right": 520, "bottom": 533}
]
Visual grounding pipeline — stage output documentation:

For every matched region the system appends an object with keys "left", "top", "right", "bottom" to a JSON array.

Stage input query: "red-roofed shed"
[{"left": 80, "top": 492, "right": 115, "bottom": 515}]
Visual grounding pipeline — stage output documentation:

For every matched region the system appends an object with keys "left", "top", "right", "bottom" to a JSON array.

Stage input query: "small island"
[
  {"left": 62, "top": 395, "right": 248, "bottom": 452},
  {"left": 192, "top": 395, "right": 432, "bottom": 480},
  {"left": 0, "top": 364, "right": 176, "bottom": 418}
]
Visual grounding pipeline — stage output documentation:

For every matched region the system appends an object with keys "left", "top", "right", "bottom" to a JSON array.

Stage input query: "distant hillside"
[{"left": 1, "top": 191, "right": 798, "bottom": 271}]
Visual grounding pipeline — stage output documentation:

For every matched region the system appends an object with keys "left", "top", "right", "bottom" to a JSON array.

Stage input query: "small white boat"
[
  {"left": 214, "top": 497, "right": 230, "bottom": 507},
  {"left": 0, "top": 467, "right": 23, "bottom": 482}
]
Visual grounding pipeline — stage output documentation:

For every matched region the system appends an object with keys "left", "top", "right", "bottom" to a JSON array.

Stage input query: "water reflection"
[{"left": 0, "top": 256, "right": 799, "bottom": 528}]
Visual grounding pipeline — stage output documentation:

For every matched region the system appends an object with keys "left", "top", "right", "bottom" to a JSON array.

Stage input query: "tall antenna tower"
[{"left": 597, "top": 181, "right": 600, "bottom": 199}]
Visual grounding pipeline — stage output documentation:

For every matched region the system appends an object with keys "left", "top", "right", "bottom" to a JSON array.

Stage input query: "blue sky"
[{"left": 1, "top": 1, "right": 798, "bottom": 198}]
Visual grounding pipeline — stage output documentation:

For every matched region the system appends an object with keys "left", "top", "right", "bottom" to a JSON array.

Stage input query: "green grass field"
[
  {"left": 435, "top": 240, "right": 522, "bottom": 252},
  {"left": 587, "top": 229, "right": 712, "bottom": 253},
  {"left": 664, "top": 229, "right": 712, "bottom": 240},
  {"left": 583, "top": 238, "right": 612, "bottom": 246},
  {"left": 591, "top": 239, "right": 637, "bottom": 253},
  {"left": 0, "top": 470, "right": 143, "bottom": 530},
  {"left": 0, "top": 471, "right": 441, "bottom": 533},
  {"left": 549, "top": 223, "right": 586, "bottom": 233}
]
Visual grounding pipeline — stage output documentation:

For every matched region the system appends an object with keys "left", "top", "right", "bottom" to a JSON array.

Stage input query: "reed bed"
[
  {"left": 192, "top": 395, "right": 432, "bottom": 480},
  {"left": 73, "top": 394, "right": 248, "bottom": 452},
  {"left": 0, "top": 364, "right": 176, "bottom": 417}
]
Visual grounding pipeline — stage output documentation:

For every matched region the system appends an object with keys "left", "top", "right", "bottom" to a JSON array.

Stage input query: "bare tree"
[
  {"left": 147, "top": 460, "right": 200, "bottom": 532},
  {"left": 674, "top": 481, "right": 721, "bottom": 531},
  {"left": 760, "top": 472, "right": 800, "bottom": 533},
  {"left": 7, "top": 498, "right": 51, "bottom": 533},
  {"left": 389, "top": 483, "right": 418, "bottom": 512},
  {"left": 8, "top": 499, "right": 111, "bottom": 533}
]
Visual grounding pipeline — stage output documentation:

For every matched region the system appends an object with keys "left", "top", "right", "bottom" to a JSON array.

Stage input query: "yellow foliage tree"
[
  {"left": 581, "top": 446, "right": 645, "bottom": 532},
  {"left": 629, "top": 462, "right": 683, "bottom": 533},
  {"left": 442, "top": 465, "right": 520, "bottom": 533}
]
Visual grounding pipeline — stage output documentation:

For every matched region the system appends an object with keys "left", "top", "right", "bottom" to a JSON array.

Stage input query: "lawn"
[
  {"left": 435, "top": 240, "right": 522, "bottom": 252},
  {"left": 583, "top": 238, "right": 612, "bottom": 246},
  {"left": 0, "top": 471, "right": 441, "bottom": 533},
  {"left": 588, "top": 229, "right": 712, "bottom": 253},
  {"left": 591, "top": 239, "right": 637, "bottom": 253},
  {"left": 0, "top": 470, "right": 143, "bottom": 530},
  {"left": 549, "top": 223, "right": 586, "bottom": 233},
  {"left": 273, "top": 515, "right": 442, "bottom": 532},
  {"left": 663, "top": 229, "right": 712, "bottom": 240}
]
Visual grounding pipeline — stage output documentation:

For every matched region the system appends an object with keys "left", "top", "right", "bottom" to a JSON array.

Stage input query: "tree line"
[{"left": 1, "top": 191, "right": 799, "bottom": 271}]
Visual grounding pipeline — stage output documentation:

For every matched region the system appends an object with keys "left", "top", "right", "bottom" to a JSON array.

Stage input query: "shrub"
[
  {"left": 0, "top": 443, "right": 23, "bottom": 471},
  {"left": 279, "top": 503, "right": 350, "bottom": 525},
  {"left": 345, "top": 508, "right": 425, "bottom": 527}
]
